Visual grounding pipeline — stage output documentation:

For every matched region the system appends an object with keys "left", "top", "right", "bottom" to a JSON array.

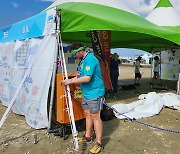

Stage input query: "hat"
[
  {"left": 154, "top": 56, "right": 159, "bottom": 60},
  {"left": 113, "top": 53, "right": 119, "bottom": 59},
  {"left": 71, "top": 46, "right": 86, "bottom": 55}
]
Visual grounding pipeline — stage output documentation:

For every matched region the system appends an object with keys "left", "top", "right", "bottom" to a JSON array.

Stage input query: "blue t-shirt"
[{"left": 78, "top": 53, "right": 105, "bottom": 99}]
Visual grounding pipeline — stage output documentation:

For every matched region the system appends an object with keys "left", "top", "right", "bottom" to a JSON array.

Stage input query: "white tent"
[
  {"left": 146, "top": 0, "right": 180, "bottom": 26},
  {"left": 142, "top": 53, "right": 151, "bottom": 64},
  {"left": 146, "top": 0, "right": 180, "bottom": 80}
]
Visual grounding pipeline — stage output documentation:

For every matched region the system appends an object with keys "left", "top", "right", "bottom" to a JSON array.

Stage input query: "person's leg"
[
  {"left": 90, "top": 112, "right": 103, "bottom": 144},
  {"left": 111, "top": 73, "right": 115, "bottom": 93},
  {"left": 134, "top": 73, "right": 139, "bottom": 84},
  {"left": 152, "top": 72, "right": 156, "bottom": 84},
  {"left": 81, "top": 98, "right": 93, "bottom": 140},
  {"left": 113, "top": 73, "right": 119, "bottom": 93},
  {"left": 88, "top": 98, "right": 104, "bottom": 153},
  {"left": 134, "top": 77, "right": 137, "bottom": 84},
  {"left": 156, "top": 72, "right": 160, "bottom": 84},
  {"left": 84, "top": 109, "right": 93, "bottom": 138},
  {"left": 137, "top": 73, "right": 141, "bottom": 84},
  {"left": 137, "top": 77, "right": 140, "bottom": 84}
]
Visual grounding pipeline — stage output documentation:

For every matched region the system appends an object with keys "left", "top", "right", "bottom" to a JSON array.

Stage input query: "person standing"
[
  {"left": 134, "top": 56, "right": 142, "bottom": 85},
  {"left": 110, "top": 53, "right": 121, "bottom": 94},
  {"left": 61, "top": 42, "right": 105, "bottom": 154},
  {"left": 152, "top": 56, "right": 161, "bottom": 84}
]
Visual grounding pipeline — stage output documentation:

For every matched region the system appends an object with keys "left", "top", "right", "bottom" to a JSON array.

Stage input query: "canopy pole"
[
  {"left": 59, "top": 33, "right": 79, "bottom": 151},
  {"left": 159, "top": 51, "right": 162, "bottom": 80},
  {"left": 150, "top": 48, "right": 154, "bottom": 80},
  {"left": 47, "top": 8, "right": 60, "bottom": 131},
  {"left": 58, "top": 14, "right": 79, "bottom": 152},
  {"left": 177, "top": 73, "right": 180, "bottom": 95}
]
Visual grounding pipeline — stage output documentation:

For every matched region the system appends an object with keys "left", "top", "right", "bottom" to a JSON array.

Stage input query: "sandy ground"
[{"left": 0, "top": 64, "right": 180, "bottom": 154}]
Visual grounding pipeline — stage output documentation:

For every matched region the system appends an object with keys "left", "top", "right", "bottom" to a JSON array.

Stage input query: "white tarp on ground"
[{"left": 112, "top": 92, "right": 180, "bottom": 120}]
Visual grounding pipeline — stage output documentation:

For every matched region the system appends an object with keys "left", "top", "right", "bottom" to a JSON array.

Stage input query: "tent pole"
[
  {"left": 59, "top": 34, "right": 79, "bottom": 151},
  {"left": 58, "top": 12, "right": 79, "bottom": 151},
  {"left": 150, "top": 48, "right": 154, "bottom": 80},
  {"left": 47, "top": 8, "right": 60, "bottom": 130},
  {"left": 160, "top": 51, "right": 162, "bottom": 80},
  {"left": 177, "top": 73, "right": 180, "bottom": 95}
]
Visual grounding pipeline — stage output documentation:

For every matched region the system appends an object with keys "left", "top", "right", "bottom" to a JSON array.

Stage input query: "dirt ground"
[{"left": 0, "top": 64, "right": 180, "bottom": 154}]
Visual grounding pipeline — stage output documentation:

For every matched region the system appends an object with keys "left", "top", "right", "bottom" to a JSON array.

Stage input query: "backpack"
[{"left": 100, "top": 104, "right": 114, "bottom": 121}]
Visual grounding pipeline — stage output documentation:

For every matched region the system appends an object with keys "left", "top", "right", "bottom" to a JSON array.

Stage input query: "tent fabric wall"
[
  {"left": 160, "top": 49, "right": 180, "bottom": 80},
  {"left": 0, "top": 34, "right": 56, "bottom": 129},
  {"left": 0, "top": 9, "right": 57, "bottom": 129}
]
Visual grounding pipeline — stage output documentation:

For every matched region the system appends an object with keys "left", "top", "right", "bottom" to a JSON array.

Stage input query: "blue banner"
[{"left": 0, "top": 12, "right": 47, "bottom": 43}]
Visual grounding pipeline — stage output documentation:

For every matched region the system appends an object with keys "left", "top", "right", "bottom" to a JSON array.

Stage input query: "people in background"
[
  {"left": 152, "top": 56, "right": 161, "bottom": 84},
  {"left": 134, "top": 56, "right": 142, "bottom": 85},
  {"left": 110, "top": 53, "right": 121, "bottom": 94},
  {"left": 61, "top": 42, "right": 105, "bottom": 154}
]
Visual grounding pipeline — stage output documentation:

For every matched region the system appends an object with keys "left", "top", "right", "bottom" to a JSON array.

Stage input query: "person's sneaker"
[
  {"left": 78, "top": 135, "right": 92, "bottom": 144},
  {"left": 88, "top": 142, "right": 103, "bottom": 154}
]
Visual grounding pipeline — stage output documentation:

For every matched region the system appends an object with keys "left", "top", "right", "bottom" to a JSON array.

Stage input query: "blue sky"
[
  {"left": 0, "top": 0, "right": 53, "bottom": 28},
  {"left": 0, "top": 0, "right": 180, "bottom": 58}
]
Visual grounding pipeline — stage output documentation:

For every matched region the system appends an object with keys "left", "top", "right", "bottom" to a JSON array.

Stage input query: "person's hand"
[{"left": 61, "top": 79, "right": 72, "bottom": 85}]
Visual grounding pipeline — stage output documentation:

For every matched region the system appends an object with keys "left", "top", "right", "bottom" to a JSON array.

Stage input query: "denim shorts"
[{"left": 82, "top": 96, "right": 104, "bottom": 113}]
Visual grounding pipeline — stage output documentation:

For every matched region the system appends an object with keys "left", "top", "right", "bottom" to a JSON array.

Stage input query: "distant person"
[
  {"left": 134, "top": 56, "right": 142, "bottom": 85},
  {"left": 152, "top": 56, "right": 161, "bottom": 85},
  {"left": 110, "top": 53, "right": 121, "bottom": 94}
]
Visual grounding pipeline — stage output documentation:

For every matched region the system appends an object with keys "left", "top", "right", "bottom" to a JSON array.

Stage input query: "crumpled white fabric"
[{"left": 112, "top": 92, "right": 180, "bottom": 119}]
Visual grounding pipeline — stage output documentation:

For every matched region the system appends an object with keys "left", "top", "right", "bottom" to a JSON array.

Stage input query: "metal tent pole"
[
  {"left": 58, "top": 11, "right": 79, "bottom": 151},
  {"left": 59, "top": 33, "right": 79, "bottom": 151},
  {"left": 177, "top": 73, "right": 180, "bottom": 95},
  {"left": 47, "top": 8, "right": 60, "bottom": 130},
  {"left": 159, "top": 51, "right": 162, "bottom": 80},
  {"left": 150, "top": 48, "right": 154, "bottom": 80}
]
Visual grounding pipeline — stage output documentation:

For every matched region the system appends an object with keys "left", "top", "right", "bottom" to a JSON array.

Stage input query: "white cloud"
[
  {"left": 120, "top": 0, "right": 180, "bottom": 16},
  {"left": 11, "top": 1, "right": 19, "bottom": 8},
  {"left": 171, "top": 0, "right": 180, "bottom": 12}
]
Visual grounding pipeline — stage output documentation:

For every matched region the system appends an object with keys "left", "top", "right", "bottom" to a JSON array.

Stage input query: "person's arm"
[
  {"left": 61, "top": 76, "right": 91, "bottom": 85},
  {"left": 118, "top": 59, "right": 121, "bottom": 65}
]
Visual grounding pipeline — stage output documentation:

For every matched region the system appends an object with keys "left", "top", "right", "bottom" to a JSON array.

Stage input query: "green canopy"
[{"left": 48, "top": 2, "right": 180, "bottom": 52}]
